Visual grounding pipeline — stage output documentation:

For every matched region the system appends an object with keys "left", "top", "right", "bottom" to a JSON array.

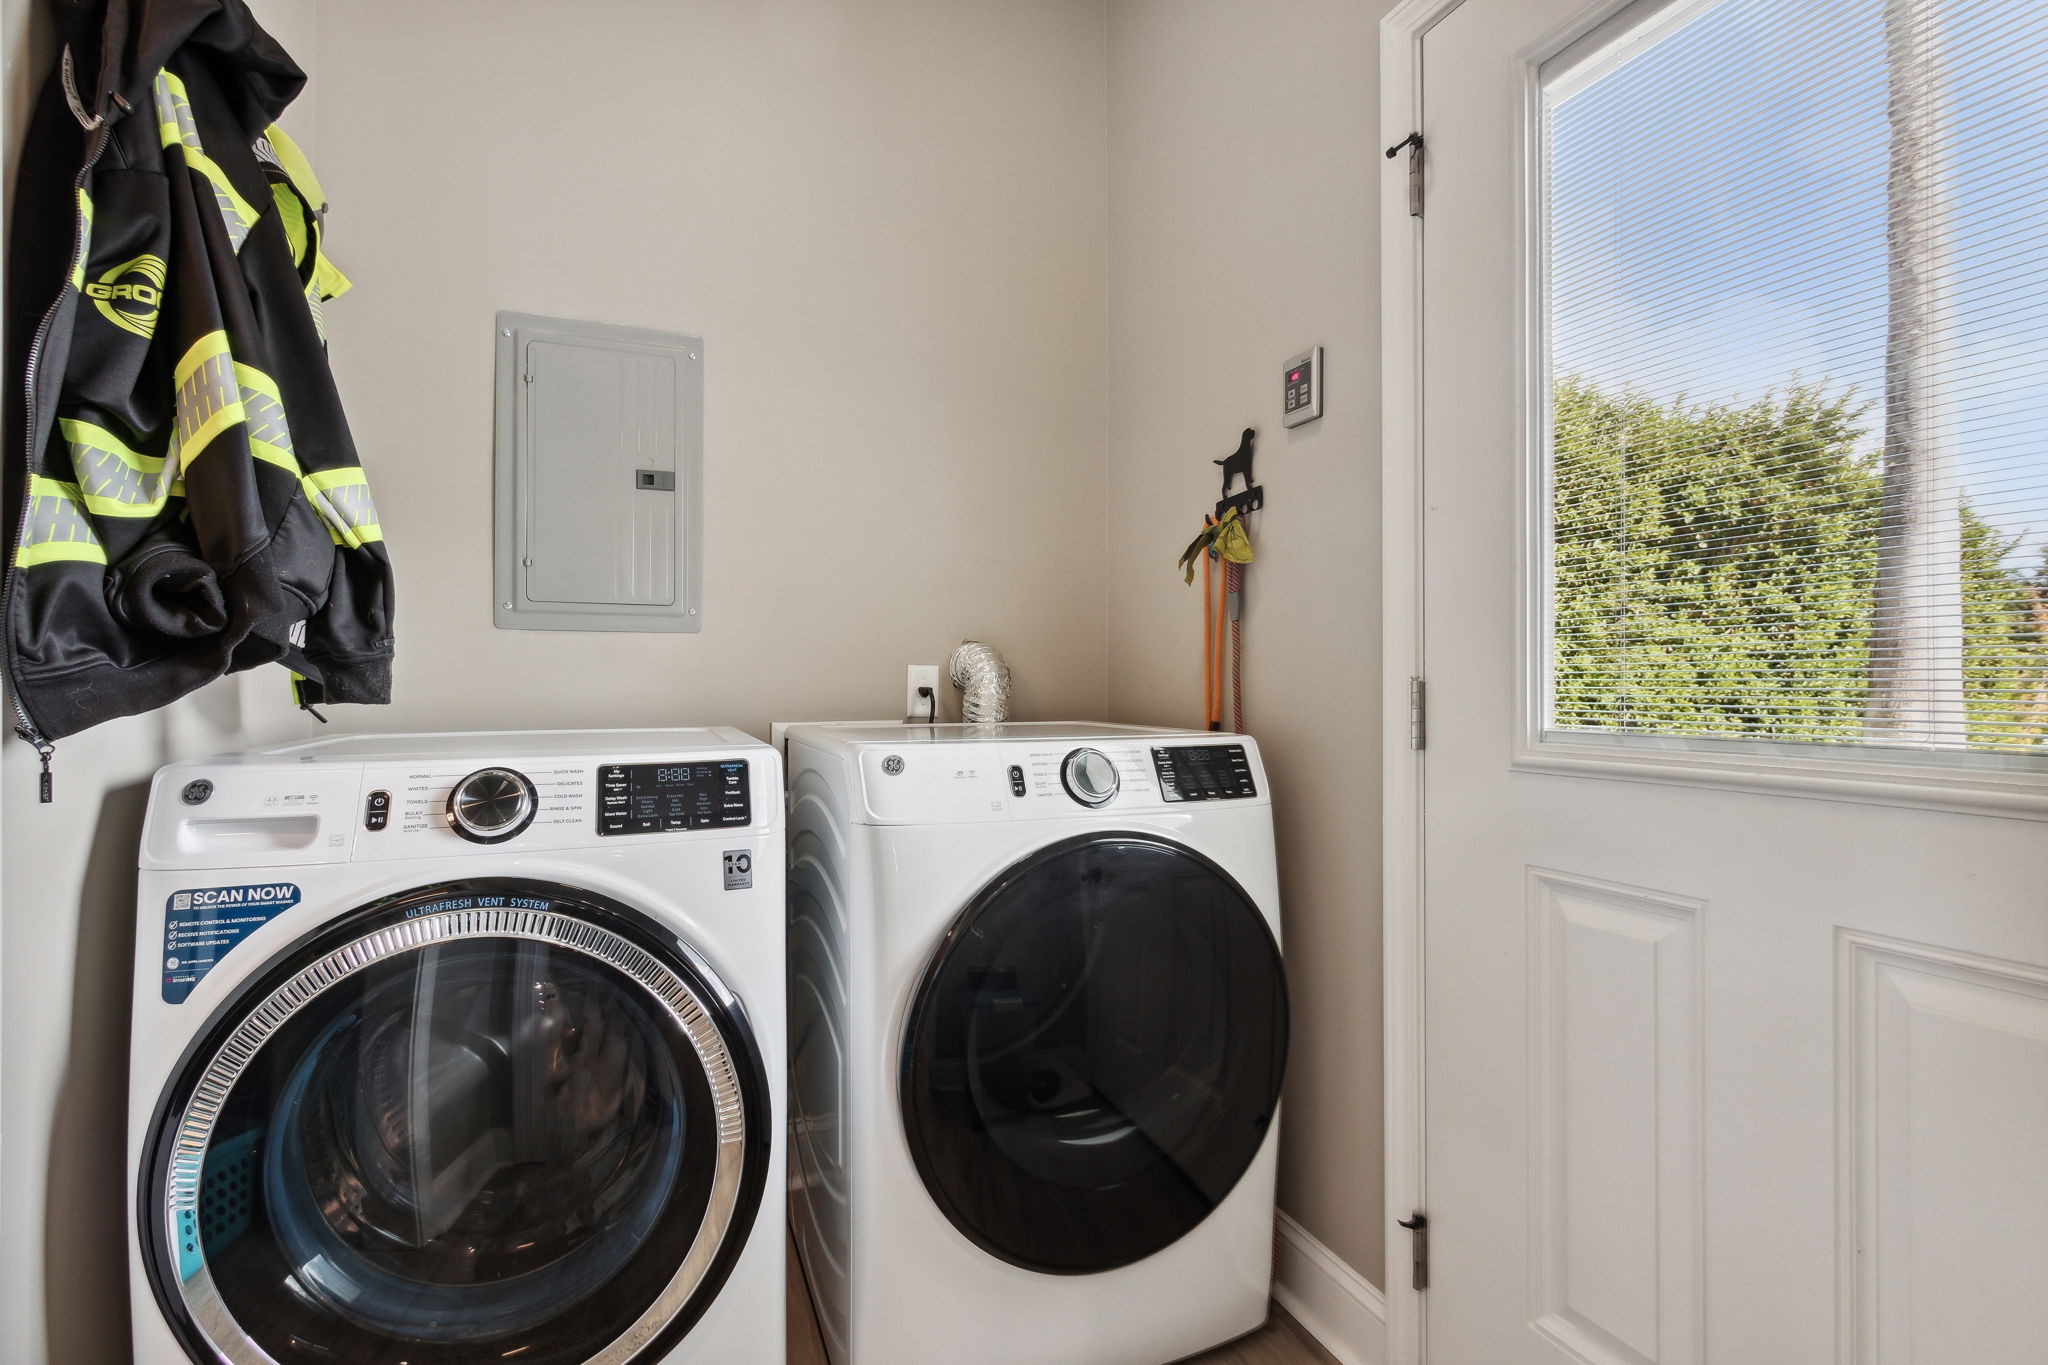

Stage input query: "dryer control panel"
[{"left": 848, "top": 736, "right": 1268, "bottom": 824}]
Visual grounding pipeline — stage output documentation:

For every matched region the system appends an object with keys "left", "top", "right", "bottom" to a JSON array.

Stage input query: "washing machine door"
[
  {"left": 900, "top": 833, "right": 1288, "bottom": 1274},
  {"left": 139, "top": 879, "right": 769, "bottom": 1365}
]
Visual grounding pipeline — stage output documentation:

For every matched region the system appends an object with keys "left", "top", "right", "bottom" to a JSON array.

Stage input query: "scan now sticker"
[{"left": 162, "top": 883, "right": 301, "bottom": 1004}]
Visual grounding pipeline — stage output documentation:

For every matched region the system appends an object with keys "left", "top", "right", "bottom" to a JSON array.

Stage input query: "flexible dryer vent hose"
[{"left": 947, "top": 640, "right": 1012, "bottom": 724}]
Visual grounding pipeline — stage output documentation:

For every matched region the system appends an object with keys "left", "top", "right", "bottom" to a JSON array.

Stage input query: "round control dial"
[
  {"left": 447, "top": 767, "right": 538, "bottom": 844},
  {"left": 1060, "top": 748, "right": 1121, "bottom": 808}
]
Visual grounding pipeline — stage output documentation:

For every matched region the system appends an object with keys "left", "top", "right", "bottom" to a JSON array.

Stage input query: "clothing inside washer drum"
[{"left": 242, "top": 940, "right": 686, "bottom": 1341}]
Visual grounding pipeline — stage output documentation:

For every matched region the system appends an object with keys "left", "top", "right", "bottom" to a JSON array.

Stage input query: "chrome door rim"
[{"left": 160, "top": 905, "right": 751, "bottom": 1365}]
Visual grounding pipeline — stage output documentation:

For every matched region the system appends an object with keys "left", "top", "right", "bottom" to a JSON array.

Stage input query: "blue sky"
[{"left": 1548, "top": 0, "right": 2048, "bottom": 570}]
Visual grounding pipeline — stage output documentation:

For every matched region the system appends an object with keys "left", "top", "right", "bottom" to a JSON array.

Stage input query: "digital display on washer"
[
  {"left": 1152, "top": 744, "right": 1257, "bottom": 801},
  {"left": 598, "top": 760, "right": 751, "bottom": 835}
]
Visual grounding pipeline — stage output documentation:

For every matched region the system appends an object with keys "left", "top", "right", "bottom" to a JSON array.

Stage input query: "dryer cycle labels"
[{"left": 162, "top": 883, "right": 301, "bottom": 1004}]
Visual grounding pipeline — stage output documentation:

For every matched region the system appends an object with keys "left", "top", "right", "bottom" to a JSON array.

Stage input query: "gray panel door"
[
  {"left": 524, "top": 338, "right": 679, "bottom": 607},
  {"left": 494, "top": 312, "right": 704, "bottom": 633}
]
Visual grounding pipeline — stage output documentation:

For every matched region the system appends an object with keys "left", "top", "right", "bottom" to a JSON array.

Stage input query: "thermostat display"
[{"left": 1283, "top": 346, "right": 1323, "bottom": 427}]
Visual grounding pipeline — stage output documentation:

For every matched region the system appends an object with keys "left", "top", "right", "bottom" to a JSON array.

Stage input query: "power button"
[{"left": 364, "top": 789, "right": 391, "bottom": 831}]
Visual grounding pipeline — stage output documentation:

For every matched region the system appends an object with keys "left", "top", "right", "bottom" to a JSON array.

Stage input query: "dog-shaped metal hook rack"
[{"left": 1214, "top": 427, "right": 1263, "bottom": 519}]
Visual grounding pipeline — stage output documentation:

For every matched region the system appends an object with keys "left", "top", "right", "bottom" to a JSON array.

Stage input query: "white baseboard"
[{"left": 1273, "top": 1211, "right": 1387, "bottom": 1365}]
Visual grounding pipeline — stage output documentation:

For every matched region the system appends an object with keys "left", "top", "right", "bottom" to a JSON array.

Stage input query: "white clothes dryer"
[
  {"left": 776, "top": 722, "right": 1288, "bottom": 1365},
  {"left": 127, "top": 730, "right": 785, "bottom": 1365}
]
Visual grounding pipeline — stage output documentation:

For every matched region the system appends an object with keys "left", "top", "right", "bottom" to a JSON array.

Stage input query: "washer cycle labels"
[{"left": 162, "top": 883, "right": 302, "bottom": 1004}]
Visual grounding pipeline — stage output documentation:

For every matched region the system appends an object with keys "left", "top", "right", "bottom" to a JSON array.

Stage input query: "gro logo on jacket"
[{"left": 85, "top": 254, "right": 166, "bottom": 339}]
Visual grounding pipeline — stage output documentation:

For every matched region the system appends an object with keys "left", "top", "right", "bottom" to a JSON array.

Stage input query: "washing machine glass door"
[
  {"left": 901, "top": 833, "right": 1288, "bottom": 1274},
  {"left": 141, "top": 880, "right": 769, "bottom": 1365}
]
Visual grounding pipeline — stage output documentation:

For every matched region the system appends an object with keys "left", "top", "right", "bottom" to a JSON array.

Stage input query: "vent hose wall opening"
[{"left": 947, "top": 641, "right": 1012, "bottom": 724}]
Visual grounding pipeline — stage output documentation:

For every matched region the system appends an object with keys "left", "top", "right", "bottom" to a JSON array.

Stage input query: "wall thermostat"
[{"left": 1282, "top": 346, "right": 1323, "bottom": 428}]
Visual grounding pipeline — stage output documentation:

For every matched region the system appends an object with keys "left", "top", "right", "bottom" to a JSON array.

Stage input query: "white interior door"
[{"left": 1407, "top": 0, "right": 2048, "bottom": 1361}]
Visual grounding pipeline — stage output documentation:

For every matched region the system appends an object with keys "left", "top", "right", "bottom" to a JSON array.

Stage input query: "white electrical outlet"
[{"left": 906, "top": 664, "right": 941, "bottom": 722}]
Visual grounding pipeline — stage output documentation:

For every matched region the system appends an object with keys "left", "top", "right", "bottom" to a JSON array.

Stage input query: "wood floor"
[{"left": 786, "top": 1231, "right": 1339, "bottom": 1365}]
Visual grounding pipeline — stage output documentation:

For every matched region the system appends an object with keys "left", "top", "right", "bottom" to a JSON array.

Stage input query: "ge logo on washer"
[
  {"left": 723, "top": 850, "right": 753, "bottom": 890},
  {"left": 881, "top": 755, "right": 905, "bottom": 776}
]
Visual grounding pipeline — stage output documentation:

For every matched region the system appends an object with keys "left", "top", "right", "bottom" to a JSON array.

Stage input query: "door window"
[
  {"left": 1544, "top": 0, "right": 2048, "bottom": 764},
  {"left": 900, "top": 835, "right": 1287, "bottom": 1274}
]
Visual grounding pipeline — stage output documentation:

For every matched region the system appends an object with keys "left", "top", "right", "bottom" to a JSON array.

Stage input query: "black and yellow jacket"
[{"left": 4, "top": 0, "right": 392, "bottom": 770}]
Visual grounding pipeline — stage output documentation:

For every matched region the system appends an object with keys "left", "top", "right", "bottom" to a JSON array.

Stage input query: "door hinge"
[
  {"left": 1408, "top": 676, "right": 1427, "bottom": 751},
  {"left": 1386, "top": 131, "right": 1424, "bottom": 216},
  {"left": 1397, "top": 1210, "right": 1429, "bottom": 1290}
]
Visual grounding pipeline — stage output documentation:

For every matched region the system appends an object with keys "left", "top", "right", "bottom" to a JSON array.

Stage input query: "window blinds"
[{"left": 1545, "top": 0, "right": 2048, "bottom": 757}]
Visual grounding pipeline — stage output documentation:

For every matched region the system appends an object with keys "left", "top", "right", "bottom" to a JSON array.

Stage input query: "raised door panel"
[
  {"left": 1843, "top": 934, "right": 2048, "bottom": 1365},
  {"left": 1530, "top": 872, "right": 1703, "bottom": 1365}
]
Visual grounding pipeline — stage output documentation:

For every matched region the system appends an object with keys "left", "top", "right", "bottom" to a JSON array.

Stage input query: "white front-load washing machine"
[
  {"left": 128, "top": 730, "right": 785, "bottom": 1365},
  {"left": 776, "top": 722, "right": 1288, "bottom": 1365}
]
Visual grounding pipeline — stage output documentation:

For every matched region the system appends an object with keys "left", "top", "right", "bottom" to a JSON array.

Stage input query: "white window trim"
[{"left": 1509, "top": 0, "right": 2048, "bottom": 824}]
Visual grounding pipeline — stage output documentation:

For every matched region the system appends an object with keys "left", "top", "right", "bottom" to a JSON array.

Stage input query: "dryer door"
[
  {"left": 901, "top": 833, "right": 1288, "bottom": 1274},
  {"left": 139, "top": 879, "right": 769, "bottom": 1365}
]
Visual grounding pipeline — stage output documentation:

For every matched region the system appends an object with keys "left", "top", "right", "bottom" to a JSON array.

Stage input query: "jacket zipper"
[{"left": 5, "top": 123, "right": 111, "bottom": 801}]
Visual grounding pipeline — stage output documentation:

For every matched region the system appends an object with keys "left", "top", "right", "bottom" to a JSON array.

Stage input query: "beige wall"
[
  {"left": 1106, "top": 0, "right": 1394, "bottom": 1285},
  {"left": 0, "top": 3, "right": 1108, "bottom": 1361},
  {"left": 308, "top": 0, "right": 1111, "bottom": 738}
]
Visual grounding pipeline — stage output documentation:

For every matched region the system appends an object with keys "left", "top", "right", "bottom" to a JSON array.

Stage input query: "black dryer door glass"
[
  {"left": 140, "top": 880, "right": 769, "bottom": 1365},
  {"left": 901, "top": 834, "right": 1288, "bottom": 1274}
]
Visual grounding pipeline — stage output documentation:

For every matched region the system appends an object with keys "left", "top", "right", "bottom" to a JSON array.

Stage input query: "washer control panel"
[
  {"left": 1153, "top": 744, "right": 1258, "bottom": 801},
  {"left": 599, "top": 760, "right": 752, "bottom": 836},
  {"left": 141, "top": 741, "right": 779, "bottom": 869}
]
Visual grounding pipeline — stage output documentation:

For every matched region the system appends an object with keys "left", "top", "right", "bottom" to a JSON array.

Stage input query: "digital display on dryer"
[
  {"left": 598, "top": 761, "right": 751, "bottom": 835},
  {"left": 1151, "top": 745, "right": 1257, "bottom": 801}
]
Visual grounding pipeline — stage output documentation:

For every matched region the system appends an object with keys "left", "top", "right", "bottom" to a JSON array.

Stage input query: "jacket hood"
[{"left": 54, "top": 0, "right": 305, "bottom": 132}]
